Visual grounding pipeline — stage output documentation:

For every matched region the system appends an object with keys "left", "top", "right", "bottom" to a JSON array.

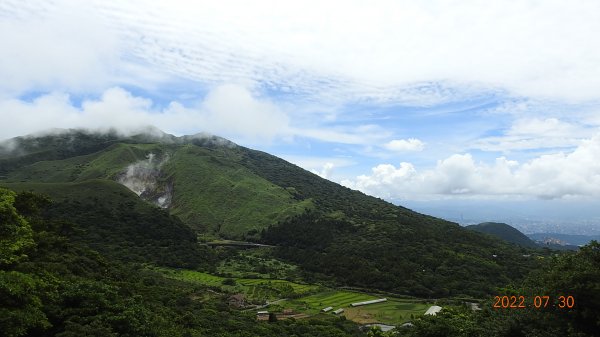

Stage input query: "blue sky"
[{"left": 2, "top": 1, "right": 600, "bottom": 232}]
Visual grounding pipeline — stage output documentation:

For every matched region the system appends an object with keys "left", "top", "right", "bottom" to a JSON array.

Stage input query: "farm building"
[
  {"left": 364, "top": 324, "right": 396, "bottom": 332},
  {"left": 228, "top": 294, "right": 246, "bottom": 308},
  {"left": 256, "top": 311, "right": 269, "bottom": 321},
  {"left": 321, "top": 306, "right": 333, "bottom": 312},
  {"left": 350, "top": 298, "right": 387, "bottom": 307},
  {"left": 333, "top": 308, "right": 344, "bottom": 315},
  {"left": 424, "top": 305, "right": 442, "bottom": 316}
]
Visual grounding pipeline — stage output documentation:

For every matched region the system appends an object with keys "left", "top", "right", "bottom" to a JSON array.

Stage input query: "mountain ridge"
[{"left": 0, "top": 128, "right": 539, "bottom": 297}]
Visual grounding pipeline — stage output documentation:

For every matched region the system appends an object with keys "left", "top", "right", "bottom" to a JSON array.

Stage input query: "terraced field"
[
  {"left": 157, "top": 268, "right": 319, "bottom": 302},
  {"left": 286, "top": 291, "right": 377, "bottom": 314},
  {"left": 159, "top": 268, "right": 431, "bottom": 325},
  {"left": 283, "top": 291, "right": 431, "bottom": 325}
]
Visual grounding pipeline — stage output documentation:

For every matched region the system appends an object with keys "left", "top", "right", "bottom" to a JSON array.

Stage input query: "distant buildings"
[
  {"left": 332, "top": 308, "right": 344, "bottom": 315},
  {"left": 321, "top": 306, "right": 333, "bottom": 313}
]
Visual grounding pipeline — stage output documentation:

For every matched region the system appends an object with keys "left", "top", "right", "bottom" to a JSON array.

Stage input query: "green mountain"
[
  {"left": 0, "top": 187, "right": 362, "bottom": 337},
  {"left": 3, "top": 128, "right": 597, "bottom": 337},
  {"left": 1, "top": 129, "right": 310, "bottom": 237},
  {"left": 0, "top": 128, "right": 538, "bottom": 297},
  {"left": 466, "top": 222, "right": 538, "bottom": 248}
]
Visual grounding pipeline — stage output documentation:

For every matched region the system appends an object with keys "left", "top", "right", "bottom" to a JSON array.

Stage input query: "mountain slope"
[
  {"left": 1, "top": 179, "right": 214, "bottom": 269},
  {"left": 1, "top": 132, "right": 310, "bottom": 237},
  {"left": 466, "top": 222, "right": 538, "bottom": 248},
  {"left": 0, "top": 128, "right": 539, "bottom": 297}
]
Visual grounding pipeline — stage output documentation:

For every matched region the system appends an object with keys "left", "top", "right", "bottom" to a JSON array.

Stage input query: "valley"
[
  {"left": 155, "top": 249, "right": 436, "bottom": 327},
  {"left": 1, "top": 129, "right": 598, "bottom": 337}
]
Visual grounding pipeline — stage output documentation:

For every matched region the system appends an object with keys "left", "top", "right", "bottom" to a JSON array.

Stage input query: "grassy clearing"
[{"left": 157, "top": 268, "right": 319, "bottom": 303}]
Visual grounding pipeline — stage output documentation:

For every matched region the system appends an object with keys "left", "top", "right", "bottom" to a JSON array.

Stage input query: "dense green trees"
[
  {"left": 0, "top": 189, "right": 365, "bottom": 336},
  {"left": 262, "top": 212, "right": 539, "bottom": 297},
  {"left": 0, "top": 188, "right": 48, "bottom": 336},
  {"left": 0, "top": 188, "right": 34, "bottom": 266},
  {"left": 398, "top": 241, "right": 600, "bottom": 337}
]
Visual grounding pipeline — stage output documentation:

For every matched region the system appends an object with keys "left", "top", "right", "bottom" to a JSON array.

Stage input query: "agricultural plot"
[
  {"left": 343, "top": 300, "right": 430, "bottom": 325},
  {"left": 157, "top": 268, "right": 318, "bottom": 302},
  {"left": 285, "top": 291, "right": 377, "bottom": 315},
  {"left": 159, "top": 268, "right": 430, "bottom": 325},
  {"left": 284, "top": 291, "right": 430, "bottom": 325}
]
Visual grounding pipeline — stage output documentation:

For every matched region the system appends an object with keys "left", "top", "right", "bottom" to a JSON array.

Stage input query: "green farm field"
[
  {"left": 157, "top": 268, "right": 319, "bottom": 302},
  {"left": 285, "top": 290, "right": 376, "bottom": 314},
  {"left": 282, "top": 291, "right": 431, "bottom": 325},
  {"left": 158, "top": 268, "right": 430, "bottom": 325},
  {"left": 343, "top": 300, "right": 430, "bottom": 325}
]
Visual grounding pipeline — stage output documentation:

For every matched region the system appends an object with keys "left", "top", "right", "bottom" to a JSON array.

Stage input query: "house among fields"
[
  {"left": 256, "top": 311, "right": 269, "bottom": 321},
  {"left": 228, "top": 294, "right": 246, "bottom": 308},
  {"left": 333, "top": 308, "right": 344, "bottom": 315},
  {"left": 424, "top": 305, "right": 442, "bottom": 316},
  {"left": 321, "top": 306, "right": 333, "bottom": 313},
  {"left": 350, "top": 298, "right": 387, "bottom": 307},
  {"left": 466, "top": 302, "right": 481, "bottom": 311}
]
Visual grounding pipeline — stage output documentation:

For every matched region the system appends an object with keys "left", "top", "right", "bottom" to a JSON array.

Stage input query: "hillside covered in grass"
[{"left": 0, "top": 129, "right": 540, "bottom": 298}]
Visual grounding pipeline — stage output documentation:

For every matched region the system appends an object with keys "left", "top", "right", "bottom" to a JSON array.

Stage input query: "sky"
[{"left": 2, "top": 1, "right": 600, "bottom": 233}]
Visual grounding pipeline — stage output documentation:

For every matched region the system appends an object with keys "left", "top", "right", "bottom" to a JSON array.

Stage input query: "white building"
[
  {"left": 424, "top": 305, "right": 442, "bottom": 316},
  {"left": 350, "top": 298, "right": 387, "bottom": 307}
]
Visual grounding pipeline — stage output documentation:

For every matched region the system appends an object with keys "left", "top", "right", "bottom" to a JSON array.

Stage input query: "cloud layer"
[
  {"left": 3, "top": 0, "right": 600, "bottom": 103},
  {"left": 384, "top": 138, "right": 425, "bottom": 152},
  {"left": 0, "top": 86, "right": 391, "bottom": 148},
  {"left": 343, "top": 135, "right": 600, "bottom": 200}
]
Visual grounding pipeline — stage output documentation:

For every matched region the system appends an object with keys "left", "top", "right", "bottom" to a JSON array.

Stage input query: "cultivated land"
[
  {"left": 157, "top": 268, "right": 319, "bottom": 303},
  {"left": 158, "top": 267, "right": 431, "bottom": 325}
]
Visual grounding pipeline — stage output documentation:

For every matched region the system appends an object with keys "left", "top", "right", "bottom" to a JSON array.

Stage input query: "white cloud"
[
  {"left": 0, "top": 86, "right": 392, "bottom": 146},
  {"left": 384, "top": 138, "right": 425, "bottom": 152},
  {"left": 507, "top": 118, "right": 579, "bottom": 137},
  {"left": 0, "top": 1, "right": 116, "bottom": 95},
  {"left": 290, "top": 125, "right": 392, "bottom": 145},
  {"left": 342, "top": 135, "right": 600, "bottom": 200},
  {"left": 311, "top": 162, "right": 335, "bottom": 179},
  {"left": 199, "top": 84, "right": 290, "bottom": 142},
  {"left": 279, "top": 155, "right": 355, "bottom": 172},
  {"left": 473, "top": 117, "right": 592, "bottom": 152},
  {"left": 3, "top": 0, "right": 600, "bottom": 103},
  {"left": 0, "top": 85, "right": 290, "bottom": 143}
]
